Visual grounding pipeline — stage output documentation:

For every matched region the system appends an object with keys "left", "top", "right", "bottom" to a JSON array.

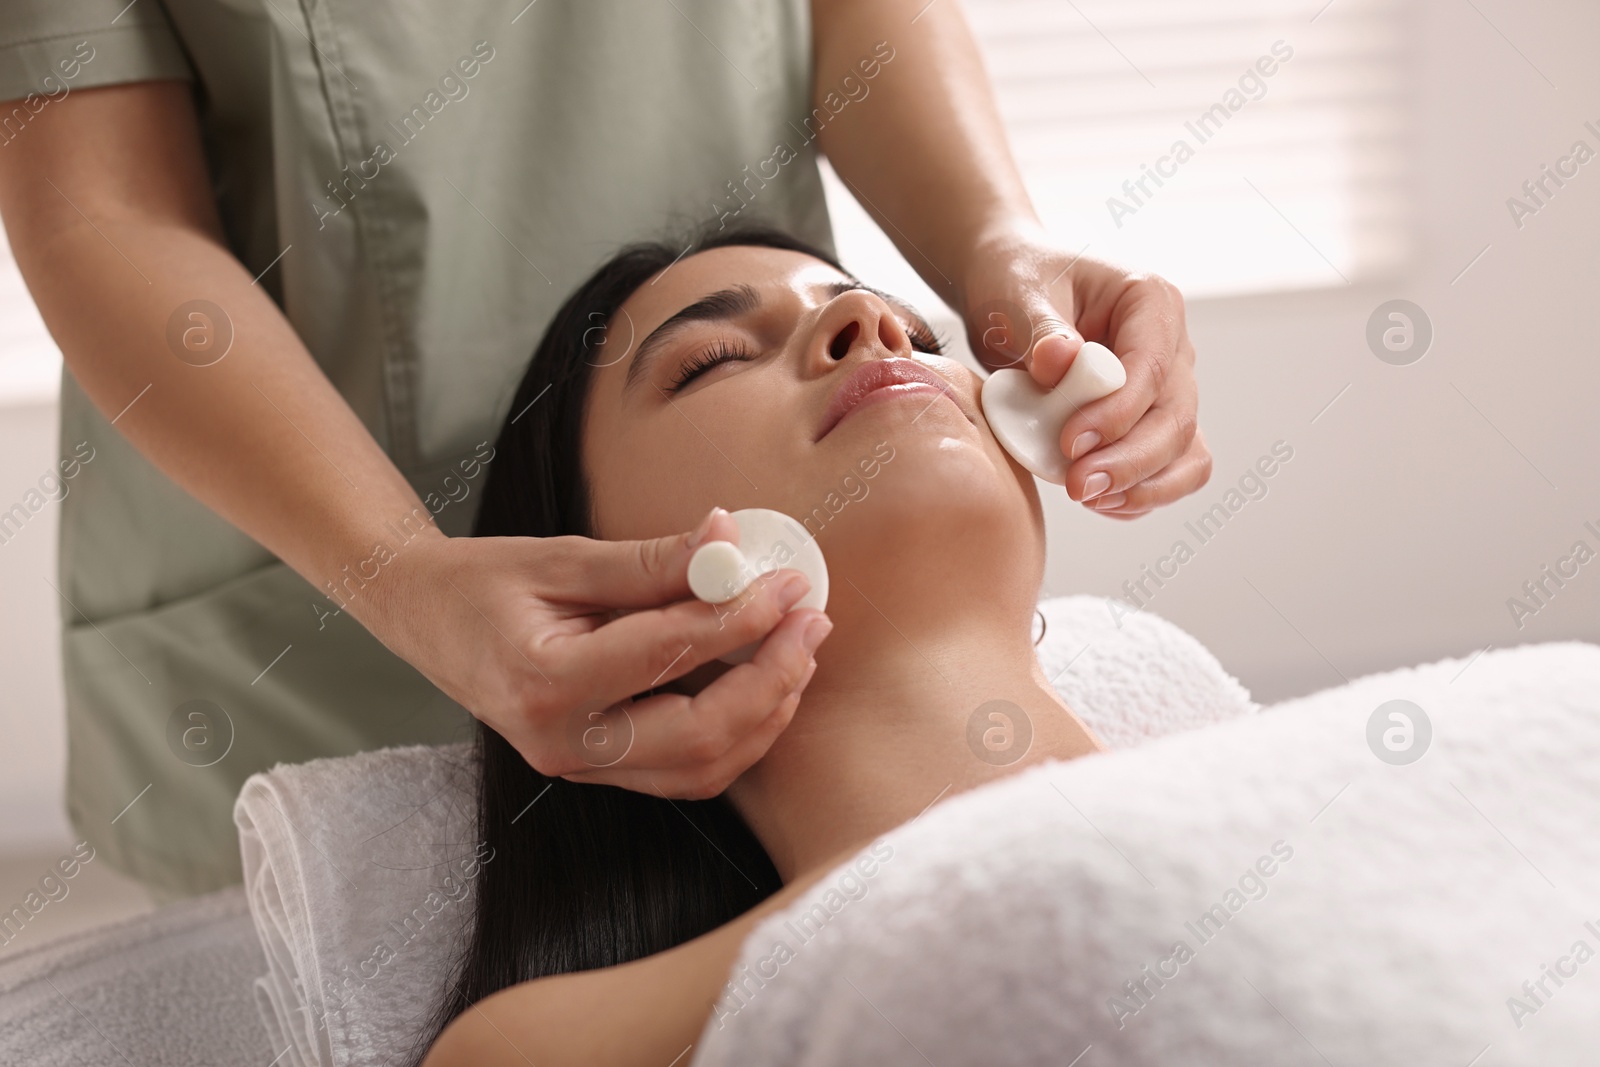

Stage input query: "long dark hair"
[{"left": 409, "top": 224, "right": 847, "bottom": 1061}]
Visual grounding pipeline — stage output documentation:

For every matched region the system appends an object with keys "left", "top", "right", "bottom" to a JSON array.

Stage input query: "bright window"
[{"left": 829, "top": 0, "right": 1410, "bottom": 304}]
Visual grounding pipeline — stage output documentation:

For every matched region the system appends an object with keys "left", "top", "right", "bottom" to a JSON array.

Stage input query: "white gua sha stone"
[
  {"left": 978, "top": 341, "right": 1127, "bottom": 485},
  {"left": 687, "top": 508, "right": 829, "bottom": 665}
]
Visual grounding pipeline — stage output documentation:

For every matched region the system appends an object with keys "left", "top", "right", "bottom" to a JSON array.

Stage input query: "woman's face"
[{"left": 581, "top": 244, "right": 1044, "bottom": 607}]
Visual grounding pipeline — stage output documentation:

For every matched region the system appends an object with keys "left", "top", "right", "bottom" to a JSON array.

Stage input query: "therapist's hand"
[
  {"left": 960, "top": 224, "right": 1213, "bottom": 518},
  {"left": 372, "top": 508, "right": 830, "bottom": 800}
]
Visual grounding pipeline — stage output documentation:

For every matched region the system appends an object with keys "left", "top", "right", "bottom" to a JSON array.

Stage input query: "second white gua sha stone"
[
  {"left": 687, "top": 508, "right": 829, "bottom": 665},
  {"left": 979, "top": 340, "right": 1127, "bottom": 485}
]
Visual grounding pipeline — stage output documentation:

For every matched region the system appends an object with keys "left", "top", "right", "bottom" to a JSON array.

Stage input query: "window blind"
[
  {"left": 961, "top": 0, "right": 1410, "bottom": 296},
  {"left": 825, "top": 0, "right": 1410, "bottom": 302}
]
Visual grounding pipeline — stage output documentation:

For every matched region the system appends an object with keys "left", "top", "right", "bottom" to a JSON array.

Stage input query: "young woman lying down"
[{"left": 414, "top": 226, "right": 1107, "bottom": 1066}]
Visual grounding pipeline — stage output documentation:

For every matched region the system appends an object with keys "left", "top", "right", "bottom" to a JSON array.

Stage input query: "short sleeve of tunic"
[{"left": 0, "top": 0, "right": 194, "bottom": 100}]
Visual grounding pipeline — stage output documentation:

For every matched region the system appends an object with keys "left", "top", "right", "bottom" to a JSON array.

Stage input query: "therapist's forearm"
[
  {"left": 811, "top": 0, "right": 1041, "bottom": 311},
  {"left": 0, "top": 82, "right": 443, "bottom": 611}
]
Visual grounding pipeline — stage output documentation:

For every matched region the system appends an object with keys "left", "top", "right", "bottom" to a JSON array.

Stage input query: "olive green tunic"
[{"left": 0, "top": 0, "right": 834, "bottom": 899}]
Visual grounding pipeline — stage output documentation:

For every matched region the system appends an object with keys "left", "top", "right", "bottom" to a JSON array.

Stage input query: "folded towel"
[
  {"left": 233, "top": 595, "right": 1256, "bottom": 1067},
  {"left": 688, "top": 641, "right": 1600, "bottom": 1066},
  {"left": 235, "top": 742, "right": 480, "bottom": 1067}
]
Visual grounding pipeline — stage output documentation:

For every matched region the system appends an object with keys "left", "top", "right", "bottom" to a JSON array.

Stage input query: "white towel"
[
  {"left": 234, "top": 742, "right": 481, "bottom": 1067},
  {"left": 1036, "top": 594, "right": 1260, "bottom": 748},
  {"left": 688, "top": 640, "right": 1600, "bottom": 1067},
  {"left": 233, "top": 595, "right": 1256, "bottom": 1067}
]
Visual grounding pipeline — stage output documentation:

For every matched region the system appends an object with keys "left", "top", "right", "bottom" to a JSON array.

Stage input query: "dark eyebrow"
[{"left": 624, "top": 284, "right": 762, "bottom": 392}]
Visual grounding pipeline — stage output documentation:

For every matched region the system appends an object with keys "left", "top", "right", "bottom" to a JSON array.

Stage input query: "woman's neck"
[{"left": 724, "top": 600, "right": 1103, "bottom": 883}]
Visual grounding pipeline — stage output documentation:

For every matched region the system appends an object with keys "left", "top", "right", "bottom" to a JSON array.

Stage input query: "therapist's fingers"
[
  {"left": 557, "top": 610, "right": 827, "bottom": 796},
  {"left": 993, "top": 290, "right": 1079, "bottom": 389},
  {"left": 541, "top": 566, "right": 816, "bottom": 709},
  {"left": 1024, "top": 329, "right": 1081, "bottom": 391},
  {"left": 1057, "top": 274, "right": 1194, "bottom": 458},
  {"left": 533, "top": 506, "right": 740, "bottom": 608},
  {"left": 564, "top": 659, "right": 820, "bottom": 799},
  {"left": 1063, "top": 365, "right": 1199, "bottom": 504},
  {"left": 1081, "top": 429, "right": 1214, "bottom": 519},
  {"left": 510, "top": 570, "right": 826, "bottom": 784}
]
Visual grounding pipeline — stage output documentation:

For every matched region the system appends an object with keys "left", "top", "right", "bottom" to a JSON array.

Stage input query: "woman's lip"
[
  {"left": 816, "top": 357, "right": 963, "bottom": 441},
  {"left": 830, "top": 382, "right": 949, "bottom": 432}
]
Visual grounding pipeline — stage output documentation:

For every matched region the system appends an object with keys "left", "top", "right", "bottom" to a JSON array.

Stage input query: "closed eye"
[
  {"left": 906, "top": 319, "right": 946, "bottom": 356},
  {"left": 666, "top": 289, "right": 945, "bottom": 392},
  {"left": 669, "top": 338, "right": 756, "bottom": 391}
]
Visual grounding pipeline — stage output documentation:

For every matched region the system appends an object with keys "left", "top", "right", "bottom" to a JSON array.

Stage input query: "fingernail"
[
  {"left": 688, "top": 506, "right": 723, "bottom": 549},
  {"left": 1081, "top": 471, "right": 1112, "bottom": 500},
  {"left": 1089, "top": 492, "right": 1126, "bottom": 510},
  {"left": 801, "top": 615, "right": 832, "bottom": 655},
  {"left": 1070, "top": 430, "right": 1102, "bottom": 460},
  {"left": 778, "top": 573, "right": 810, "bottom": 611}
]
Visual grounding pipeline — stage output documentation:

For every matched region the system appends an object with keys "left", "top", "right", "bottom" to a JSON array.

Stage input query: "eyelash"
[
  {"left": 668, "top": 321, "right": 948, "bottom": 391},
  {"left": 670, "top": 338, "right": 755, "bottom": 390},
  {"left": 908, "top": 321, "right": 947, "bottom": 356}
]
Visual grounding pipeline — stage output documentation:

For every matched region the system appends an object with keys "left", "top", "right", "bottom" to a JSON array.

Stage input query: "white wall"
[
  {"left": 0, "top": 249, "right": 70, "bottom": 852},
  {"left": 2, "top": 0, "right": 1597, "bottom": 855},
  {"left": 1055, "top": 0, "right": 1600, "bottom": 701}
]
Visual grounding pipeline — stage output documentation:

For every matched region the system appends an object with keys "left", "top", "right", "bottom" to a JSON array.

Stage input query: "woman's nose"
[{"left": 822, "top": 292, "right": 911, "bottom": 363}]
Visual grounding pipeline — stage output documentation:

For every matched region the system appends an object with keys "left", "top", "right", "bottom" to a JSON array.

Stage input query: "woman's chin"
[
  {"left": 807, "top": 421, "right": 1042, "bottom": 590},
  {"left": 812, "top": 396, "right": 1022, "bottom": 490}
]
